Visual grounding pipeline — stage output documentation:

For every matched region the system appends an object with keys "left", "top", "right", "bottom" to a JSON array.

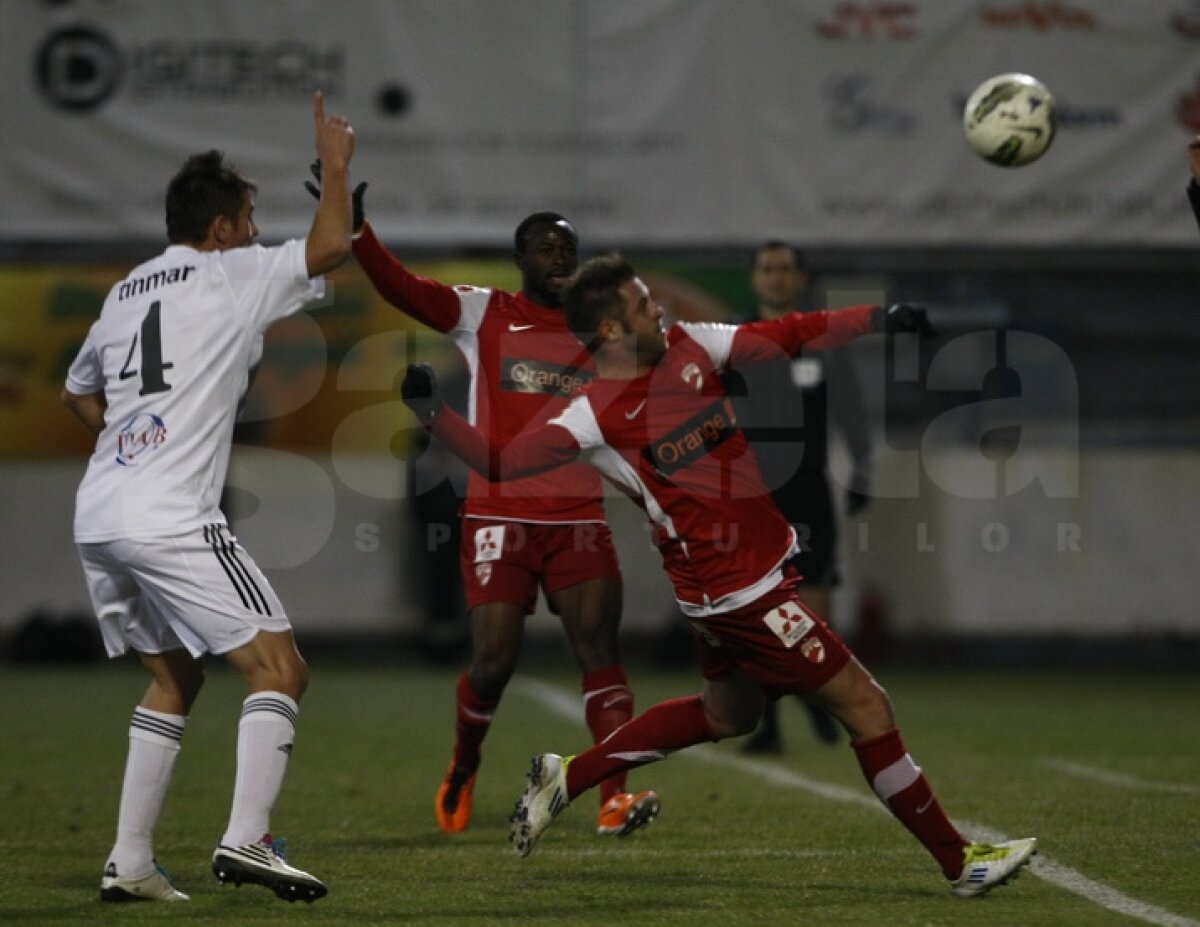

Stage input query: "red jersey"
[
  {"left": 433, "top": 307, "right": 876, "bottom": 616},
  {"left": 354, "top": 224, "right": 605, "bottom": 523}
]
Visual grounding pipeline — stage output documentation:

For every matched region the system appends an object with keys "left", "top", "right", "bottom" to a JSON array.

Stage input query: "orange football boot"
[
  {"left": 435, "top": 762, "right": 478, "bottom": 834},
  {"left": 596, "top": 790, "right": 661, "bottom": 837}
]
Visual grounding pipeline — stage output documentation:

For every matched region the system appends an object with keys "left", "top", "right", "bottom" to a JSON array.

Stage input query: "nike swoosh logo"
[
  {"left": 916, "top": 797, "right": 933, "bottom": 814},
  {"left": 610, "top": 750, "right": 666, "bottom": 763},
  {"left": 508, "top": 323, "right": 535, "bottom": 332},
  {"left": 601, "top": 693, "right": 631, "bottom": 710},
  {"left": 625, "top": 399, "right": 647, "bottom": 419}
]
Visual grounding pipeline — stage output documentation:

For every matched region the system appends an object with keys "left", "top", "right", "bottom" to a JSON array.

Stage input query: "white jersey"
[{"left": 67, "top": 239, "right": 324, "bottom": 542}]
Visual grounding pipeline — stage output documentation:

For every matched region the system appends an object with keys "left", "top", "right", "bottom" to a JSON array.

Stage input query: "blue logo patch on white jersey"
[{"left": 115, "top": 413, "right": 167, "bottom": 466}]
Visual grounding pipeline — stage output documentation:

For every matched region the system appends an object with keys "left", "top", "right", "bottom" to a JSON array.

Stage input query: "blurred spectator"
[
  {"left": 1188, "top": 136, "right": 1200, "bottom": 233},
  {"left": 726, "top": 242, "right": 873, "bottom": 753}
]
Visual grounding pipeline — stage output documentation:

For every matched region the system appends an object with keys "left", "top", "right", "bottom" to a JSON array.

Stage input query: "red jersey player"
[
  {"left": 345, "top": 194, "right": 657, "bottom": 837},
  {"left": 401, "top": 253, "right": 1038, "bottom": 898}
]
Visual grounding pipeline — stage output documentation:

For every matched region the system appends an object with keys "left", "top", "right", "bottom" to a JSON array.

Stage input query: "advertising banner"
[{"left": 2, "top": 0, "right": 1199, "bottom": 246}]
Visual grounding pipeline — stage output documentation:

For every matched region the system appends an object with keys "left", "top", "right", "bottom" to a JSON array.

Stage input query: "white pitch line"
[
  {"left": 515, "top": 676, "right": 1199, "bottom": 927},
  {"left": 1041, "top": 758, "right": 1200, "bottom": 795}
]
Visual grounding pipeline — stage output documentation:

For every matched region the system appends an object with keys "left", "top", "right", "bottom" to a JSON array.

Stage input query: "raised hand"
[
  {"left": 401, "top": 363, "right": 444, "bottom": 425},
  {"left": 304, "top": 159, "right": 367, "bottom": 232},
  {"left": 312, "top": 90, "right": 354, "bottom": 173},
  {"left": 875, "top": 303, "right": 937, "bottom": 336}
]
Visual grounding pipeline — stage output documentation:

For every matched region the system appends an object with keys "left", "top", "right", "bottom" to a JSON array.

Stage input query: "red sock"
[
  {"left": 452, "top": 673, "right": 498, "bottom": 771},
  {"left": 853, "top": 728, "right": 967, "bottom": 879},
  {"left": 566, "top": 694, "right": 713, "bottom": 799},
  {"left": 583, "top": 666, "right": 635, "bottom": 802}
]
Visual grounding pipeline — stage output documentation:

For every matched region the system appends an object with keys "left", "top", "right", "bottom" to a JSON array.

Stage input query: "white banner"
[{"left": 2, "top": 0, "right": 1199, "bottom": 246}]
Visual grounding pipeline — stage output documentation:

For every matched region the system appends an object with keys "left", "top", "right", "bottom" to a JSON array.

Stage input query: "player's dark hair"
[
  {"left": 165, "top": 150, "right": 256, "bottom": 245},
  {"left": 750, "top": 240, "right": 806, "bottom": 272},
  {"left": 563, "top": 252, "right": 635, "bottom": 350},
  {"left": 513, "top": 211, "right": 576, "bottom": 253}
]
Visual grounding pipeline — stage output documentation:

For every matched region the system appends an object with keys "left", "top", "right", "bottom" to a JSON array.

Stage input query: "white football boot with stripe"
[
  {"left": 211, "top": 834, "right": 326, "bottom": 903},
  {"left": 951, "top": 837, "right": 1038, "bottom": 897},
  {"left": 510, "top": 753, "right": 572, "bottom": 858},
  {"left": 100, "top": 861, "right": 189, "bottom": 902}
]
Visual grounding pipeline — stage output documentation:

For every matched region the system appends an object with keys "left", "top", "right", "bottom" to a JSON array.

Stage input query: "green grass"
[{"left": 1, "top": 661, "right": 1197, "bottom": 926}]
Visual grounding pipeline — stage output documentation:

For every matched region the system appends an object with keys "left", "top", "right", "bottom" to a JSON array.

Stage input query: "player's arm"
[
  {"left": 401, "top": 363, "right": 580, "bottom": 479},
  {"left": 305, "top": 91, "right": 356, "bottom": 278},
  {"left": 352, "top": 223, "right": 463, "bottom": 333},
  {"left": 62, "top": 327, "right": 106, "bottom": 435},
  {"left": 304, "top": 149, "right": 466, "bottom": 333},
  {"left": 436, "top": 409, "right": 580, "bottom": 481},
  {"left": 61, "top": 388, "right": 106, "bottom": 435},
  {"left": 727, "top": 303, "right": 934, "bottom": 365}
]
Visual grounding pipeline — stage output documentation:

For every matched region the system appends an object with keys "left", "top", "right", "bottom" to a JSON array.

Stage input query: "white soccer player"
[
  {"left": 402, "top": 253, "right": 1038, "bottom": 899},
  {"left": 62, "top": 92, "right": 355, "bottom": 904}
]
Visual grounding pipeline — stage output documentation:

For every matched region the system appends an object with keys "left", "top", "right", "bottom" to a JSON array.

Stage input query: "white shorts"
[{"left": 77, "top": 523, "right": 290, "bottom": 659}]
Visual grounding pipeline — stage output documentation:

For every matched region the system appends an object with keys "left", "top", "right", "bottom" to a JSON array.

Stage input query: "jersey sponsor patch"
[
  {"left": 473, "top": 525, "right": 505, "bottom": 563},
  {"left": 475, "top": 562, "right": 493, "bottom": 586},
  {"left": 500, "top": 358, "right": 592, "bottom": 396},
  {"left": 761, "top": 600, "right": 815, "bottom": 649},
  {"left": 642, "top": 399, "right": 738, "bottom": 477},
  {"left": 115, "top": 413, "right": 168, "bottom": 466}
]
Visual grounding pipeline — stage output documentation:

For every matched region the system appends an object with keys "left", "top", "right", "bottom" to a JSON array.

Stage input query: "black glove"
[
  {"left": 874, "top": 303, "right": 937, "bottom": 336},
  {"left": 304, "top": 159, "right": 368, "bottom": 233},
  {"left": 401, "top": 363, "right": 444, "bottom": 425},
  {"left": 845, "top": 488, "right": 870, "bottom": 516}
]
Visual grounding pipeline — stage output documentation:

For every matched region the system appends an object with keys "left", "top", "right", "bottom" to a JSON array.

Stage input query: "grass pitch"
[{"left": 1, "top": 660, "right": 1197, "bottom": 927}]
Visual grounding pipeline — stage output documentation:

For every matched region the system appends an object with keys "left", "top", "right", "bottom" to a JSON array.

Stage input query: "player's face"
[
  {"left": 751, "top": 247, "right": 804, "bottom": 317},
  {"left": 516, "top": 221, "right": 579, "bottom": 308},
  {"left": 226, "top": 194, "right": 259, "bottom": 249},
  {"left": 618, "top": 276, "right": 667, "bottom": 366}
]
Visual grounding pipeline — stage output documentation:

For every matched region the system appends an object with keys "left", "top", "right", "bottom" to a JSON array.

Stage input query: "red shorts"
[
  {"left": 689, "top": 583, "right": 851, "bottom": 697},
  {"left": 460, "top": 518, "right": 622, "bottom": 614}
]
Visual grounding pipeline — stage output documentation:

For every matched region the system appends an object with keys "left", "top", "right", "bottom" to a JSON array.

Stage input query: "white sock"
[
  {"left": 220, "top": 691, "right": 299, "bottom": 848},
  {"left": 108, "top": 707, "right": 186, "bottom": 877}
]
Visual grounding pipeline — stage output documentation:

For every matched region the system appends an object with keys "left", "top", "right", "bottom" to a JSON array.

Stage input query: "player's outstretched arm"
[
  {"left": 305, "top": 90, "right": 356, "bottom": 277},
  {"left": 400, "top": 364, "right": 580, "bottom": 480},
  {"left": 873, "top": 303, "right": 936, "bottom": 336},
  {"left": 308, "top": 161, "right": 461, "bottom": 334},
  {"left": 728, "top": 303, "right": 874, "bottom": 364},
  {"left": 352, "top": 225, "right": 464, "bottom": 333},
  {"left": 728, "top": 302, "right": 935, "bottom": 366}
]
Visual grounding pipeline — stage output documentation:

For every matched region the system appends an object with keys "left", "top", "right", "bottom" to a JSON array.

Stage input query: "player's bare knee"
[
  {"left": 286, "top": 655, "right": 311, "bottom": 699},
  {"left": 572, "top": 636, "right": 621, "bottom": 673},
  {"left": 467, "top": 658, "right": 514, "bottom": 700},
  {"left": 142, "top": 649, "right": 205, "bottom": 711},
  {"left": 239, "top": 650, "right": 309, "bottom": 700},
  {"left": 837, "top": 679, "right": 895, "bottom": 740}
]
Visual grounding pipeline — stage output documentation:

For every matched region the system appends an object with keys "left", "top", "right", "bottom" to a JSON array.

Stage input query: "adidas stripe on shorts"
[{"left": 78, "top": 523, "right": 290, "bottom": 658}]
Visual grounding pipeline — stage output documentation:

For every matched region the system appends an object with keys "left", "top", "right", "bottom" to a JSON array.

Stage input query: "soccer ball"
[{"left": 962, "top": 73, "right": 1056, "bottom": 167}]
